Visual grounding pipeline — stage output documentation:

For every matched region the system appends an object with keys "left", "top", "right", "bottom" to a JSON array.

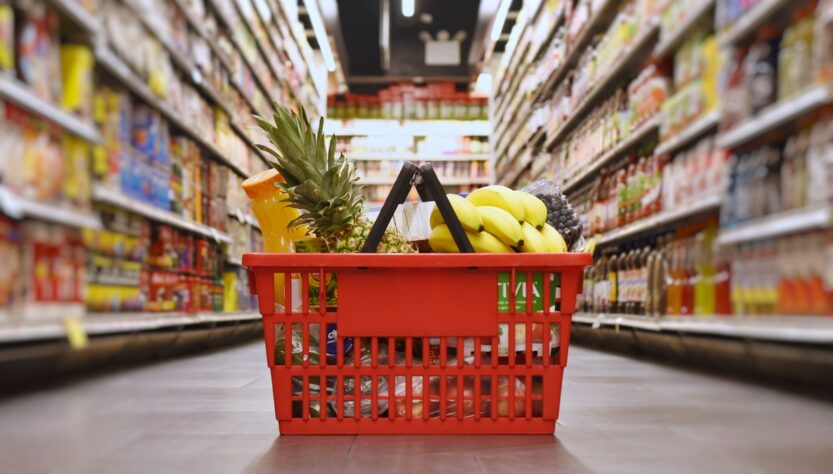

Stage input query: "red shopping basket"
[{"left": 244, "top": 163, "right": 592, "bottom": 434}]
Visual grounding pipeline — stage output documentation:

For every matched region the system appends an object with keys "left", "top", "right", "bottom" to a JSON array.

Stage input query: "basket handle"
[{"left": 360, "top": 162, "right": 474, "bottom": 253}]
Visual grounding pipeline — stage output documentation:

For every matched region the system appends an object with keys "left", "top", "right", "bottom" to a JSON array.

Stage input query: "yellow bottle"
[{"left": 242, "top": 169, "right": 307, "bottom": 306}]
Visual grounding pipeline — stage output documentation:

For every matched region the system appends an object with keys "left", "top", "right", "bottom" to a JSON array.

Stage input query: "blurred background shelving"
[
  {"left": 0, "top": 0, "right": 328, "bottom": 347},
  {"left": 487, "top": 0, "right": 833, "bottom": 349}
]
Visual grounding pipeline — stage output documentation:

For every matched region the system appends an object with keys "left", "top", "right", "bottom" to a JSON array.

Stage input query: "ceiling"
[
  {"left": 298, "top": 0, "right": 523, "bottom": 93},
  {"left": 300, "top": 0, "right": 501, "bottom": 92}
]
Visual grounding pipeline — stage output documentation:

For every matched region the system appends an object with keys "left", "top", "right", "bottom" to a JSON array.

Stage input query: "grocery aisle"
[{"left": 2, "top": 342, "right": 831, "bottom": 474}]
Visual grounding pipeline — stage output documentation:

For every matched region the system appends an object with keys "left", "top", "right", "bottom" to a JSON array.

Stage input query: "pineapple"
[{"left": 255, "top": 104, "right": 414, "bottom": 253}]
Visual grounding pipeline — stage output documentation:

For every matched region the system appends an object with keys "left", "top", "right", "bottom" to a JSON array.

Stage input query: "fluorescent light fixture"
[
  {"left": 490, "top": 0, "right": 511, "bottom": 42},
  {"left": 402, "top": 0, "right": 415, "bottom": 17},
  {"left": 303, "top": 0, "right": 336, "bottom": 72},
  {"left": 381, "top": 0, "right": 391, "bottom": 71}
]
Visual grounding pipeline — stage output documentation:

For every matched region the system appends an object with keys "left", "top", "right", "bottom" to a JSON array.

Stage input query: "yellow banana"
[
  {"left": 429, "top": 224, "right": 513, "bottom": 253},
  {"left": 429, "top": 194, "right": 484, "bottom": 232},
  {"left": 466, "top": 185, "right": 526, "bottom": 222},
  {"left": 477, "top": 205, "right": 523, "bottom": 247},
  {"left": 540, "top": 223, "right": 567, "bottom": 253},
  {"left": 519, "top": 222, "right": 549, "bottom": 253},
  {"left": 429, "top": 224, "right": 462, "bottom": 253},
  {"left": 515, "top": 191, "right": 547, "bottom": 229},
  {"left": 471, "top": 230, "right": 514, "bottom": 253}
]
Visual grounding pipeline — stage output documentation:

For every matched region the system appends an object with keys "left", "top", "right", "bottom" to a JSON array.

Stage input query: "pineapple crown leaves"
[{"left": 255, "top": 103, "right": 365, "bottom": 241}]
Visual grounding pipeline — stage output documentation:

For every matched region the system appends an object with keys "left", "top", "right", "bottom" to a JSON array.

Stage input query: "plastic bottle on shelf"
[
  {"left": 807, "top": 119, "right": 829, "bottom": 206},
  {"left": 626, "top": 161, "right": 639, "bottom": 224},
  {"left": 666, "top": 240, "right": 682, "bottom": 316},
  {"left": 653, "top": 235, "right": 670, "bottom": 317},
  {"left": 645, "top": 243, "right": 656, "bottom": 316},
  {"left": 693, "top": 228, "right": 716, "bottom": 316},
  {"left": 620, "top": 249, "right": 632, "bottom": 314},
  {"left": 714, "top": 240, "right": 733, "bottom": 315},
  {"left": 616, "top": 167, "right": 628, "bottom": 229},
  {"left": 825, "top": 230, "right": 833, "bottom": 315},
  {"left": 595, "top": 253, "right": 609, "bottom": 313},
  {"left": 745, "top": 26, "right": 781, "bottom": 115},
  {"left": 604, "top": 254, "right": 620, "bottom": 313},
  {"left": 680, "top": 237, "right": 695, "bottom": 316},
  {"left": 638, "top": 245, "right": 651, "bottom": 315}
]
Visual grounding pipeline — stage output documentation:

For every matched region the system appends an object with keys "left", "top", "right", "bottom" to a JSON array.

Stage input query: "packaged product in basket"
[
  {"left": 392, "top": 372, "right": 532, "bottom": 419},
  {"left": 494, "top": 323, "right": 561, "bottom": 359}
]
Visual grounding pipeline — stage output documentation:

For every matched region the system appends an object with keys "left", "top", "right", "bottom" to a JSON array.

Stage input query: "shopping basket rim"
[{"left": 242, "top": 252, "right": 592, "bottom": 269}]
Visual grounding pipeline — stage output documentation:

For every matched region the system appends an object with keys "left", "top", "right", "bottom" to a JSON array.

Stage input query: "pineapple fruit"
[{"left": 255, "top": 104, "right": 414, "bottom": 253}]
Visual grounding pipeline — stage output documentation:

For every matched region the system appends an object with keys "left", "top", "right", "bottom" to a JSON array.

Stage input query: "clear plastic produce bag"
[{"left": 521, "top": 179, "right": 585, "bottom": 252}]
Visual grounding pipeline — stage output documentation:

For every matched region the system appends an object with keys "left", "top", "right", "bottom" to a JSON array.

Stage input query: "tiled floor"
[{"left": 2, "top": 342, "right": 832, "bottom": 473}]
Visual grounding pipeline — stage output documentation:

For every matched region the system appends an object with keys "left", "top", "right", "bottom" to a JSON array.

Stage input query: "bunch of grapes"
[{"left": 534, "top": 190, "right": 582, "bottom": 249}]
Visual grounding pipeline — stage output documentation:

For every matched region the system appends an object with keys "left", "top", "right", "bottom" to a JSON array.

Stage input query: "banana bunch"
[{"left": 428, "top": 186, "right": 568, "bottom": 254}]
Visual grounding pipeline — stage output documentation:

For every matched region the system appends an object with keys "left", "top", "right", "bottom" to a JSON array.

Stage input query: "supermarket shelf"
[
  {"left": 561, "top": 116, "right": 661, "bottom": 194},
  {"left": 716, "top": 85, "right": 833, "bottom": 149},
  {"left": 0, "top": 75, "right": 102, "bottom": 143},
  {"left": 95, "top": 47, "right": 249, "bottom": 178},
  {"left": 496, "top": 123, "right": 546, "bottom": 182},
  {"left": 545, "top": 23, "right": 660, "bottom": 151},
  {"left": 0, "top": 186, "right": 102, "bottom": 229},
  {"left": 716, "top": 205, "right": 833, "bottom": 246},
  {"left": 598, "top": 194, "right": 722, "bottom": 245},
  {"left": 92, "top": 185, "right": 232, "bottom": 244},
  {"left": 120, "top": 0, "right": 237, "bottom": 120},
  {"left": 495, "top": 103, "right": 535, "bottom": 164},
  {"left": 494, "top": 0, "right": 565, "bottom": 119},
  {"left": 494, "top": 86, "right": 532, "bottom": 152},
  {"left": 359, "top": 176, "right": 492, "bottom": 186},
  {"left": 574, "top": 312, "right": 833, "bottom": 344},
  {"left": 170, "top": 0, "right": 263, "bottom": 117},
  {"left": 0, "top": 311, "right": 261, "bottom": 344},
  {"left": 204, "top": 0, "right": 276, "bottom": 106},
  {"left": 228, "top": 208, "right": 259, "bottom": 228},
  {"left": 718, "top": 0, "right": 792, "bottom": 46},
  {"left": 348, "top": 153, "right": 491, "bottom": 162},
  {"left": 535, "top": 0, "right": 620, "bottom": 103},
  {"left": 655, "top": 110, "right": 721, "bottom": 156},
  {"left": 50, "top": 0, "right": 100, "bottom": 35},
  {"left": 654, "top": 0, "right": 715, "bottom": 57},
  {"left": 503, "top": 148, "right": 534, "bottom": 187},
  {"left": 275, "top": 0, "right": 323, "bottom": 99},
  {"left": 325, "top": 120, "right": 491, "bottom": 137}
]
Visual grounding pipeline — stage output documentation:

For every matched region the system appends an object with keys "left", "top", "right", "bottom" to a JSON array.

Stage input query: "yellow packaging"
[
  {"left": 0, "top": 5, "right": 13, "bottom": 71},
  {"left": 223, "top": 271, "right": 238, "bottom": 312},
  {"left": 60, "top": 45, "right": 94, "bottom": 118}
]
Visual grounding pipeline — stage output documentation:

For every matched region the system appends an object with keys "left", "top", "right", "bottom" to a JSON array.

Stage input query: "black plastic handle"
[{"left": 360, "top": 162, "right": 473, "bottom": 253}]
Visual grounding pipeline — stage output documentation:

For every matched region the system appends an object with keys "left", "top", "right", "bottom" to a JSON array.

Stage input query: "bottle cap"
[{"left": 242, "top": 169, "right": 285, "bottom": 200}]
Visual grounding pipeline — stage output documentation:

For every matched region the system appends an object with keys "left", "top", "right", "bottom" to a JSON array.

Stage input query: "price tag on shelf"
[
  {"left": 64, "top": 317, "right": 88, "bottom": 350},
  {"left": 191, "top": 69, "right": 203, "bottom": 85},
  {"left": 235, "top": 209, "right": 245, "bottom": 223},
  {"left": 210, "top": 227, "right": 221, "bottom": 243}
]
